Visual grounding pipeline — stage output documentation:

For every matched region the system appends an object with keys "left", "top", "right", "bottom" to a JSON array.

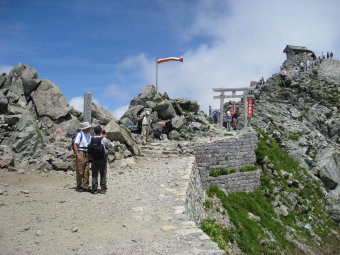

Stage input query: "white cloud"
[
  {"left": 0, "top": 65, "right": 13, "bottom": 74},
  {"left": 69, "top": 96, "right": 99, "bottom": 112},
  {"left": 112, "top": 105, "right": 129, "bottom": 119},
  {"left": 120, "top": 0, "right": 340, "bottom": 113}
]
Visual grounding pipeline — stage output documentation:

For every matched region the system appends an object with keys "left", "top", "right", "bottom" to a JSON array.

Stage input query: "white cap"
[{"left": 80, "top": 122, "right": 91, "bottom": 130}]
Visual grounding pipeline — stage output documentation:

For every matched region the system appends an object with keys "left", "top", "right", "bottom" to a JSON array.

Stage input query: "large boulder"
[
  {"left": 32, "top": 79, "right": 71, "bottom": 120},
  {"left": 139, "top": 85, "right": 157, "bottom": 100},
  {"left": 105, "top": 120, "right": 140, "bottom": 155},
  {"left": 92, "top": 103, "right": 116, "bottom": 125},
  {"left": 121, "top": 105, "right": 144, "bottom": 125},
  {"left": 0, "top": 145, "right": 14, "bottom": 168},
  {"left": 154, "top": 100, "right": 177, "bottom": 120},
  {"left": 172, "top": 115, "right": 187, "bottom": 131},
  {"left": 20, "top": 65, "right": 42, "bottom": 95},
  {"left": 175, "top": 98, "right": 199, "bottom": 113},
  {"left": 8, "top": 77, "right": 24, "bottom": 99},
  {"left": 0, "top": 74, "right": 6, "bottom": 88},
  {"left": 0, "top": 92, "right": 8, "bottom": 113},
  {"left": 317, "top": 149, "right": 340, "bottom": 190}
]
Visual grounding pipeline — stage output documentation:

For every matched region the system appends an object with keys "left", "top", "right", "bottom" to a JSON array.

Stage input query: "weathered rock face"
[
  {"left": 105, "top": 120, "right": 140, "bottom": 155},
  {"left": 32, "top": 79, "right": 71, "bottom": 120},
  {"left": 249, "top": 55, "right": 340, "bottom": 220},
  {"left": 0, "top": 64, "right": 140, "bottom": 172}
]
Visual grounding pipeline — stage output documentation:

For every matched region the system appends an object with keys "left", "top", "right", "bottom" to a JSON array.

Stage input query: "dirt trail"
[{"left": 0, "top": 143, "right": 224, "bottom": 255}]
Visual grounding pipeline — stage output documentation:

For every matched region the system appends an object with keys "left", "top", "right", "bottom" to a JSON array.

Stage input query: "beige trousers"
[
  {"left": 76, "top": 151, "right": 90, "bottom": 189},
  {"left": 142, "top": 125, "right": 150, "bottom": 144}
]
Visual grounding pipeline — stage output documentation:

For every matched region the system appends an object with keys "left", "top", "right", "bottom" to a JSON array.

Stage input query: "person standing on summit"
[
  {"left": 141, "top": 110, "right": 152, "bottom": 145},
  {"left": 73, "top": 122, "right": 92, "bottom": 192}
]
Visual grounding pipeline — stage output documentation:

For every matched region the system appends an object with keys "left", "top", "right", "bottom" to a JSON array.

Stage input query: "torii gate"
[{"left": 213, "top": 87, "right": 254, "bottom": 128}]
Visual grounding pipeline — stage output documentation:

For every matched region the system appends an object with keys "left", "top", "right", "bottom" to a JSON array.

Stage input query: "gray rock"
[
  {"left": 154, "top": 100, "right": 176, "bottom": 120},
  {"left": 0, "top": 74, "right": 6, "bottom": 88},
  {"left": 0, "top": 92, "right": 8, "bottom": 114},
  {"left": 50, "top": 160, "right": 69, "bottom": 171},
  {"left": 172, "top": 115, "right": 187, "bottom": 131},
  {"left": 169, "top": 130, "right": 180, "bottom": 140},
  {"left": 7, "top": 104, "right": 25, "bottom": 115},
  {"left": 289, "top": 107, "right": 301, "bottom": 119},
  {"left": 121, "top": 105, "right": 144, "bottom": 124},
  {"left": 120, "top": 117, "right": 135, "bottom": 127},
  {"left": 4, "top": 115, "right": 21, "bottom": 126},
  {"left": 0, "top": 145, "right": 14, "bottom": 168},
  {"left": 92, "top": 103, "right": 116, "bottom": 125},
  {"left": 8, "top": 77, "right": 24, "bottom": 98},
  {"left": 327, "top": 202, "right": 340, "bottom": 222},
  {"left": 139, "top": 85, "right": 157, "bottom": 100},
  {"left": 32, "top": 79, "right": 71, "bottom": 120},
  {"left": 105, "top": 120, "right": 140, "bottom": 155},
  {"left": 16, "top": 111, "right": 36, "bottom": 131},
  {"left": 317, "top": 149, "right": 340, "bottom": 190},
  {"left": 275, "top": 205, "right": 289, "bottom": 216},
  {"left": 124, "top": 150, "right": 132, "bottom": 157},
  {"left": 20, "top": 65, "right": 41, "bottom": 95},
  {"left": 175, "top": 98, "right": 199, "bottom": 113}
]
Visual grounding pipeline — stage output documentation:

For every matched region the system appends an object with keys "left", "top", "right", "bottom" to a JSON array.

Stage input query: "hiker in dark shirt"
[{"left": 88, "top": 126, "right": 112, "bottom": 194}]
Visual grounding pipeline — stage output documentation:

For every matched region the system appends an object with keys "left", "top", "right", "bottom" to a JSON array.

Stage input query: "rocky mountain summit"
[
  {"left": 120, "top": 85, "right": 222, "bottom": 141},
  {"left": 0, "top": 64, "right": 140, "bottom": 172},
  {"left": 248, "top": 56, "right": 340, "bottom": 222}
]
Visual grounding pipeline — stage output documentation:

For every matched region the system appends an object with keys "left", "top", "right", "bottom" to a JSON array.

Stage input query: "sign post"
[{"left": 83, "top": 92, "right": 92, "bottom": 123}]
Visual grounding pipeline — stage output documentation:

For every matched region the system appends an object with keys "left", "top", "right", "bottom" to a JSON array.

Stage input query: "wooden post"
[
  {"left": 219, "top": 92, "right": 224, "bottom": 127},
  {"left": 243, "top": 94, "right": 248, "bottom": 128},
  {"left": 209, "top": 105, "right": 212, "bottom": 117},
  {"left": 83, "top": 92, "right": 92, "bottom": 123}
]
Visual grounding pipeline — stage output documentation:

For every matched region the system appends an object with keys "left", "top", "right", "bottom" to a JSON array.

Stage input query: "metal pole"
[
  {"left": 156, "top": 61, "right": 158, "bottom": 92},
  {"left": 209, "top": 105, "right": 212, "bottom": 117}
]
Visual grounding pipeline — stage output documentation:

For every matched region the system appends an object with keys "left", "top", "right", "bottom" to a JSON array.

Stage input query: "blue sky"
[{"left": 1, "top": 0, "right": 340, "bottom": 118}]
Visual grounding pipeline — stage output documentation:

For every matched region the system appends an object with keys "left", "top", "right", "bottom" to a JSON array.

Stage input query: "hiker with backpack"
[
  {"left": 73, "top": 122, "right": 92, "bottom": 192},
  {"left": 88, "top": 126, "right": 112, "bottom": 194},
  {"left": 226, "top": 111, "right": 233, "bottom": 131}
]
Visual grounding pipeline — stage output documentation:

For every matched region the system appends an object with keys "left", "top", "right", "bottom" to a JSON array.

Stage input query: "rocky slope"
[
  {"left": 0, "top": 64, "right": 140, "bottom": 172},
  {"left": 248, "top": 56, "right": 340, "bottom": 222}
]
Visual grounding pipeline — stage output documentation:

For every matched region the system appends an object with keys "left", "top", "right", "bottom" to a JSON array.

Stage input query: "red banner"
[
  {"left": 247, "top": 98, "right": 255, "bottom": 116},
  {"left": 232, "top": 104, "right": 237, "bottom": 113}
]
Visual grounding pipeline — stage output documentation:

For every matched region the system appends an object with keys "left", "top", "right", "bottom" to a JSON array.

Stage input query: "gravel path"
[{"left": 0, "top": 143, "right": 224, "bottom": 255}]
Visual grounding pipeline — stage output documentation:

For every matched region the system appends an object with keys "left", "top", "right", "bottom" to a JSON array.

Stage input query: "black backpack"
[{"left": 88, "top": 137, "right": 106, "bottom": 160}]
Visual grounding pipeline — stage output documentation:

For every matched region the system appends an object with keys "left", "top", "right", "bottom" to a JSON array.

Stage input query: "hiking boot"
[
  {"left": 101, "top": 186, "right": 107, "bottom": 191},
  {"left": 82, "top": 187, "right": 91, "bottom": 192},
  {"left": 99, "top": 189, "right": 106, "bottom": 194},
  {"left": 91, "top": 189, "right": 98, "bottom": 194}
]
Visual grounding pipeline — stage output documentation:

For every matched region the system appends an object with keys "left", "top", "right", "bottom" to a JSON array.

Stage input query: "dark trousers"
[{"left": 91, "top": 159, "right": 107, "bottom": 190}]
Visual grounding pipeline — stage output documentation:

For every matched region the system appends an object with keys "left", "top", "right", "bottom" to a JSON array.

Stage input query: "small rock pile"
[{"left": 0, "top": 64, "right": 140, "bottom": 172}]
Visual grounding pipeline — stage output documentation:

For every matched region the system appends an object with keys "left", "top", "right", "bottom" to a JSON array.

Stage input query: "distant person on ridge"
[
  {"left": 88, "top": 126, "right": 112, "bottom": 194},
  {"left": 73, "top": 122, "right": 92, "bottom": 192},
  {"left": 300, "top": 61, "right": 305, "bottom": 72},
  {"left": 213, "top": 111, "right": 219, "bottom": 124},
  {"left": 232, "top": 111, "right": 239, "bottom": 130},
  {"left": 141, "top": 110, "right": 152, "bottom": 145},
  {"left": 259, "top": 77, "right": 265, "bottom": 85},
  {"left": 327, "top": 52, "right": 329, "bottom": 59},
  {"left": 330, "top": 52, "right": 333, "bottom": 59},
  {"left": 226, "top": 111, "right": 232, "bottom": 131},
  {"left": 322, "top": 52, "right": 326, "bottom": 59}
]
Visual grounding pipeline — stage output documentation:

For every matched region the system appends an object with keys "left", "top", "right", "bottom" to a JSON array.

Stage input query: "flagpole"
[{"left": 156, "top": 60, "right": 158, "bottom": 92}]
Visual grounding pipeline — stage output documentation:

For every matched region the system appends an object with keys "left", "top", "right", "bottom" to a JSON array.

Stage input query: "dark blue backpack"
[
  {"left": 67, "top": 131, "right": 82, "bottom": 151},
  {"left": 87, "top": 137, "right": 106, "bottom": 160}
]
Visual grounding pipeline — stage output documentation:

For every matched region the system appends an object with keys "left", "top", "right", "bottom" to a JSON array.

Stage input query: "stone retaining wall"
[
  {"left": 185, "top": 161, "right": 206, "bottom": 225},
  {"left": 193, "top": 130, "right": 258, "bottom": 187},
  {"left": 202, "top": 169, "right": 262, "bottom": 192}
]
